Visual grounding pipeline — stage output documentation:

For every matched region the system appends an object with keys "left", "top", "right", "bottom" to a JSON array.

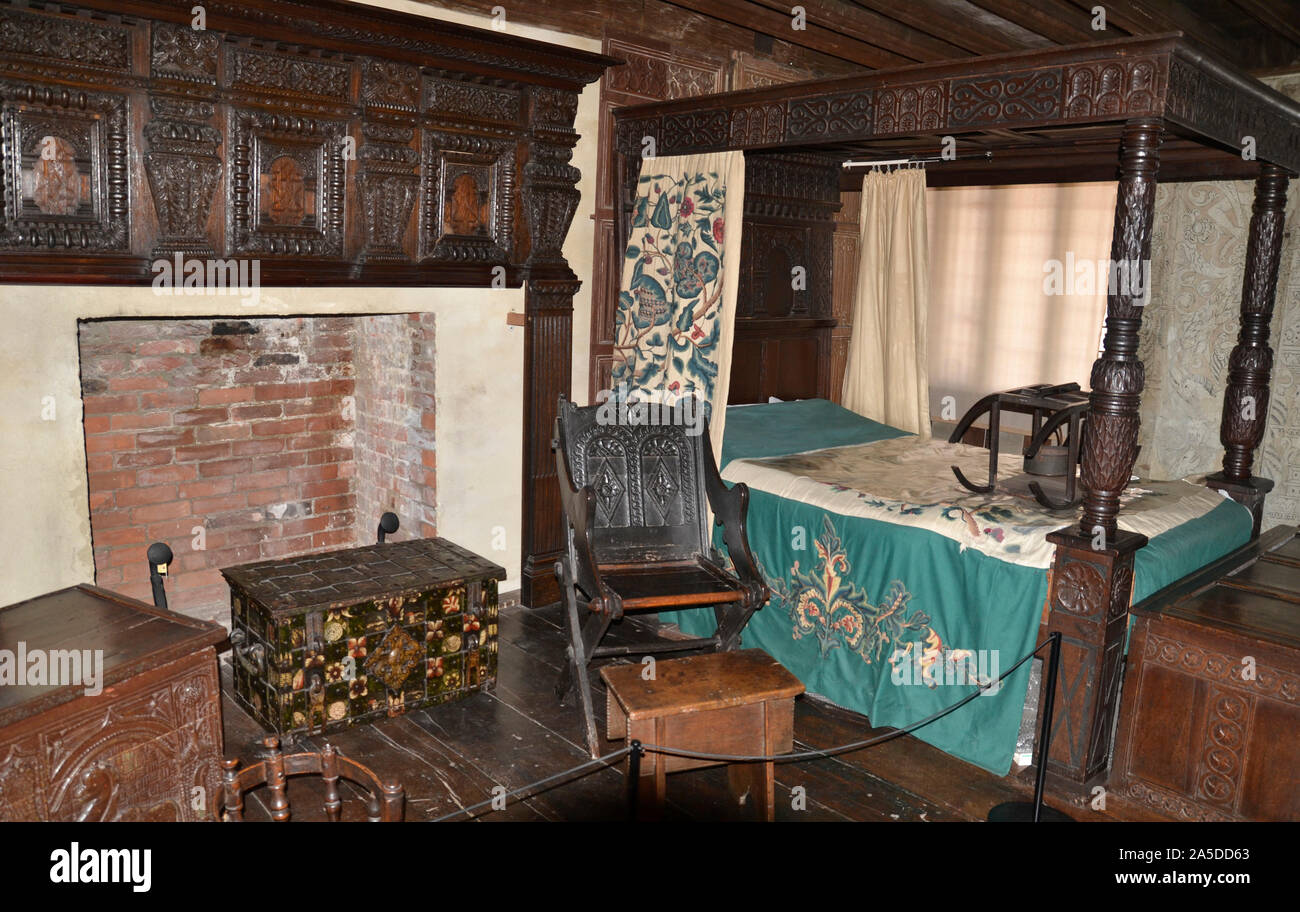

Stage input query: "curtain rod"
[{"left": 841, "top": 151, "right": 994, "bottom": 168}]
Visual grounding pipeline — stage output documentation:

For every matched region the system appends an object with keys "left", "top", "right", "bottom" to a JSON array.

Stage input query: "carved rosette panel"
[
  {"left": 1120, "top": 779, "right": 1232, "bottom": 822},
  {"left": 1196, "top": 688, "right": 1251, "bottom": 807},
  {"left": 357, "top": 122, "right": 418, "bottom": 263},
  {"left": 150, "top": 22, "right": 220, "bottom": 84},
  {"left": 420, "top": 130, "right": 515, "bottom": 263},
  {"left": 875, "top": 83, "right": 946, "bottom": 133},
  {"left": 1052, "top": 558, "right": 1105, "bottom": 616},
  {"left": 948, "top": 70, "right": 1062, "bottom": 127},
  {"left": 364, "top": 59, "right": 420, "bottom": 113},
  {"left": 1144, "top": 631, "right": 1299, "bottom": 703},
  {"left": 227, "top": 109, "right": 347, "bottom": 257},
  {"left": 786, "top": 91, "right": 872, "bottom": 140},
  {"left": 0, "top": 81, "right": 129, "bottom": 251},
  {"left": 1063, "top": 59, "right": 1159, "bottom": 118},
  {"left": 0, "top": 657, "right": 222, "bottom": 822},
  {"left": 144, "top": 96, "right": 223, "bottom": 259}
]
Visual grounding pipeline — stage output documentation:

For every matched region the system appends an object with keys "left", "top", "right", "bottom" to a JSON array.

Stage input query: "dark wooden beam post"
[
  {"left": 1206, "top": 163, "right": 1292, "bottom": 537},
  {"left": 1042, "top": 118, "right": 1162, "bottom": 787},
  {"left": 521, "top": 88, "right": 585, "bottom": 608}
]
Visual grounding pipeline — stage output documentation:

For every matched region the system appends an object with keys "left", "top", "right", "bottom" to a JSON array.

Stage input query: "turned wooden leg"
[
  {"left": 1044, "top": 118, "right": 1162, "bottom": 786},
  {"left": 1207, "top": 164, "right": 1291, "bottom": 536}
]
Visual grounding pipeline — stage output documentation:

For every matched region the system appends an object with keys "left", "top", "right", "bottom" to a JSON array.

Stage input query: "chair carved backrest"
[
  {"left": 220, "top": 735, "right": 404, "bottom": 822},
  {"left": 556, "top": 396, "right": 711, "bottom": 565}
]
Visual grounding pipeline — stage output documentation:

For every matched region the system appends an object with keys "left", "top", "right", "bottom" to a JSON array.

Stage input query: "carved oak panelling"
[
  {"left": 420, "top": 130, "right": 514, "bottom": 262},
  {"left": 227, "top": 109, "right": 347, "bottom": 257},
  {"left": 786, "top": 90, "right": 872, "bottom": 140},
  {"left": 363, "top": 59, "right": 420, "bottom": 112},
  {"left": 0, "top": 82, "right": 129, "bottom": 251},
  {"left": 1063, "top": 58, "right": 1159, "bottom": 118},
  {"left": 875, "top": 83, "right": 946, "bottom": 133},
  {"left": 661, "top": 109, "right": 729, "bottom": 153},
  {"left": 357, "top": 121, "right": 417, "bottom": 263},
  {"left": 729, "top": 102, "right": 785, "bottom": 146},
  {"left": 423, "top": 75, "right": 521, "bottom": 124},
  {"left": 144, "top": 96, "right": 222, "bottom": 259},
  {"left": 740, "top": 223, "right": 808, "bottom": 318},
  {"left": 605, "top": 44, "right": 668, "bottom": 97},
  {"left": 0, "top": 6, "right": 132, "bottom": 73},
  {"left": 0, "top": 655, "right": 222, "bottom": 822},
  {"left": 948, "top": 70, "right": 1062, "bottom": 127},
  {"left": 1143, "top": 631, "right": 1300, "bottom": 703},
  {"left": 532, "top": 87, "right": 579, "bottom": 131},
  {"left": 227, "top": 45, "right": 352, "bottom": 100},
  {"left": 151, "top": 22, "right": 220, "bottom": 84}
]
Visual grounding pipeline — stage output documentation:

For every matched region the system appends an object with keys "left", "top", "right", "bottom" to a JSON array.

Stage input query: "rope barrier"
[{"left": 426, "top": 636, "right": 1051, "bottom": 821}]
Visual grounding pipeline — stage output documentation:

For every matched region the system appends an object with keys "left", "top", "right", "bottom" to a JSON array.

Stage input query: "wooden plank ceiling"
[{"left": 423, "top": 0, "right": 1300, "bottom": 75}]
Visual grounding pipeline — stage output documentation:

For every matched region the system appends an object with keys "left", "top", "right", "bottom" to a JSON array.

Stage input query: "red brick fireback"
[{"left": 78, "top": 316, "right": 437, "bottom": 624}]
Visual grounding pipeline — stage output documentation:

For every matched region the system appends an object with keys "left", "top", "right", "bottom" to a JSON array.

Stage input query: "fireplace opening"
[{"left": 77, "top": 313, "right": 437, "bottom": 626}]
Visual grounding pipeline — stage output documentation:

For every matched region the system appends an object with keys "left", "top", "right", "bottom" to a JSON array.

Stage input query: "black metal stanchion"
[
  {"left": 988, "top": 631, "right": 1073, "bottom": 821},
  {"left": 627, "top": 740, "right": 643, "bottom": 821},
  {"left": 147, "top": 541, "right": 174, "bottom": 611}
]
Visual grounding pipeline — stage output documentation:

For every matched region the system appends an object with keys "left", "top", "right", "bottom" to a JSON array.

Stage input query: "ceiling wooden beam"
[
  {"left": 661, "top": 0, "right": 916, "bottom": 68},
  {"left": 846, "top": 0, "right": 1039, "bottom": 55},
  {"left": 749, "top": 0, "right": 972, "bottom": 62},
  {"left": 966, "top": 0, "right": 1103, "bottom": 45},
  {"left": 1230, "top": 0, "right": 1300, "bottom": 50}
]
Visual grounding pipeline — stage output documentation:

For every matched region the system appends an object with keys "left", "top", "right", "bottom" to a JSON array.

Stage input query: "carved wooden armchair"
[{"left": 553, "top": 394, "right": 770, "bottom": 757}]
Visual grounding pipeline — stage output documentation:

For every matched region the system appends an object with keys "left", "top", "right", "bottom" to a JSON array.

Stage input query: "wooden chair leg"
[
  {"left": 556, "top": 560, "right": 611, "bottom": 758},
  {"left": 714, "top": 598, "right": 759, "bottom": 652}
]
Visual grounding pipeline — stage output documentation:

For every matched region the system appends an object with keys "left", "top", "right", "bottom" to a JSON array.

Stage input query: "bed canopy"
[{"left": 610, "top": 33, "right": 1299, "bottom": 789}]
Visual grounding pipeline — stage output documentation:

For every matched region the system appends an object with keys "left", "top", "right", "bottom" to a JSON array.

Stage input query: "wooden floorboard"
[{"left": 219, "top": 602, "right": 1172, "bottom": 822}]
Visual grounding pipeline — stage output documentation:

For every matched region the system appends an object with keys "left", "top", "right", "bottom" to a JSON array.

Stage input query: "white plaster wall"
[{"left": 0, "top": 1, "right": 602, "bottom": 606}]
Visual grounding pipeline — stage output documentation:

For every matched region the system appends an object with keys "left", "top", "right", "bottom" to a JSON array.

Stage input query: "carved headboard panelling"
[
  {"left": 0, "top": 0, "right": 618, "bottom": 608},
  {"left": 730, "top": 150, "right": 841, "bottom": 403}
]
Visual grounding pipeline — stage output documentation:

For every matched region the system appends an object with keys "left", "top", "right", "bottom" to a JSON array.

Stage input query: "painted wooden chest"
[
  {"left": 223, "top": 537, "right": 505, "bottom": 737},
  {"left": 0, "top": 584, "right": 225, "bottom": 821}
]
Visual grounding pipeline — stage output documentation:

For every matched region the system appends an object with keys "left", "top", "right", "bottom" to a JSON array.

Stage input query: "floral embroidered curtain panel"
[{"left": 609, "top": 151, "right": 745, "bottom": 460}]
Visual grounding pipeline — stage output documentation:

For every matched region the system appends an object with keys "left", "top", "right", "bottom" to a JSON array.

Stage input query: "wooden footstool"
[{"left": 601, "top": 648, "right": 804, "bottom": 821}]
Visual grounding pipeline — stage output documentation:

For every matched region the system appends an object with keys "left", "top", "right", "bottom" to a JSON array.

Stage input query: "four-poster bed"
[{"left": 609, "top": 33, "right": 1299, "bottom": 790}]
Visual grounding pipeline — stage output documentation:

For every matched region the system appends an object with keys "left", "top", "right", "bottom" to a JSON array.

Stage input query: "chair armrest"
[
  {"left": 701, "top": 432, "right": 769, "bottom": 607},
  {"left": 554, "top": 421, "right": 621, "bottom": 617}
]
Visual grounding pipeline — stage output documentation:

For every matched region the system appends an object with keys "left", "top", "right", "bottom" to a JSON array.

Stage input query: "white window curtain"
[
  {"left": 925, "top": 182, "right": 1116, "bottom": 433},
  {"left": 609, "top": 151, "right": 745, "bottom": 463},
  {"left": 842, "top": 167, "right": 932, "bottom": 437}
]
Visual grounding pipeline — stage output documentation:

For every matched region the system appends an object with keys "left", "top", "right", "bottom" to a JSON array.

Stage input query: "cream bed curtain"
[{"left": 842, "top": 167, "right": 931, "bottom": 438}]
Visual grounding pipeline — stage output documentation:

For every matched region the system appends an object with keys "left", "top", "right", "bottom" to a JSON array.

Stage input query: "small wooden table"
[{"left": 601, "top": 649, "right": 804, "bottom": 821}]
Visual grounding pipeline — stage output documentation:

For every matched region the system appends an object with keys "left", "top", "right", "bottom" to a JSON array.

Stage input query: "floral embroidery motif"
[{"left": 765, "top": 516, "right": 951, "bottom": 680}]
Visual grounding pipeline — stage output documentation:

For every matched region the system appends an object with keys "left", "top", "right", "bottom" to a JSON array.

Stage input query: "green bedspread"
[{"left": 677, "top": 399, "right": 1252, "bottom": 775}]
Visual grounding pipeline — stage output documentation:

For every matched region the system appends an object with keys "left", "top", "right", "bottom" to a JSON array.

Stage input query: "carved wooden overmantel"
[{"left": 0, "top": 0, "right": 618, "bottom": 607}]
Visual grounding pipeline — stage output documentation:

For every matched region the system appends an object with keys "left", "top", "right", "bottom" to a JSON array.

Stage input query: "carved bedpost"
[
  {"left": 521, "top": 88, "right": 584, "bottom": 608},
  {"left": 1206, "top": 163, "right": 1292, "bottom": 536},
  {"left": 1042, "top": 118, "right": 1162, "bottom": 788}
]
